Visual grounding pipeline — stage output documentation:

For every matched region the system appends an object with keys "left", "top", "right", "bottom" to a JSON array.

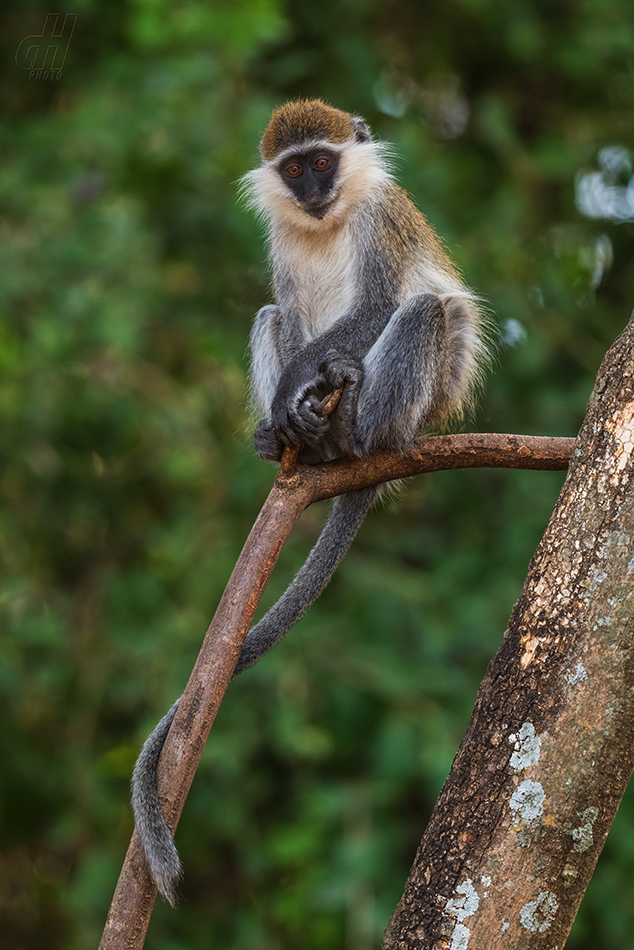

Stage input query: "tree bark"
[{"left": 383, "top": 313, "right": 634, "bottom": 949}]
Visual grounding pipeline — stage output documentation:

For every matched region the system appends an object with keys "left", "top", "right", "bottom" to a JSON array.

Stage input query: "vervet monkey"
[{"left": 132, "top": 99, "right": 490, "bottom": 904}]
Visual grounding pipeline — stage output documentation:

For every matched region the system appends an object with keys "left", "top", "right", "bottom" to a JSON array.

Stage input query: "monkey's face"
[
  {"left": 241, "top": 133, "right": 392, "bottom": 233},
  {"left": 277, "top": 147, "right": 341, "bottom": 219}
]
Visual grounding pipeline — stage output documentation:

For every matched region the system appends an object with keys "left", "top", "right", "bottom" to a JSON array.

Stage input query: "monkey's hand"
[
  {"left": 319, "top": 351, "right": 364, "bottom": 394},
  {"left": 318, "top": 351, "right": 365, "bottom": 455},
  {"left": 271, "top": 375, "right": 331, "bottom": 448},
  {"left": 253, "top": 419, "right": 285, "bottom": 461}
]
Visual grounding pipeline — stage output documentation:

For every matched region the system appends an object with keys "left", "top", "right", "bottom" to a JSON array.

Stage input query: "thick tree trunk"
[{"left": 383, "top": 314, "right": 634, "bottom": 948}]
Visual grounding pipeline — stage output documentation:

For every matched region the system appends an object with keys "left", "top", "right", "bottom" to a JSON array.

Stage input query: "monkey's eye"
[
  {"left": 313, "top": 156, "right": 330, "bottom": 171},
  {"left": 285, "top": 162, "right": 303, "bottom": 177}
]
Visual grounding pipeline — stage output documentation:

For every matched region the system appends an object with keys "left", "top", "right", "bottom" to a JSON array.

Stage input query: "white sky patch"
[
  {"left": 508, "top": 722, "right": 541, "bottom": 770},
  {"left": 576, "top": 145, "right": 634, "bottom": 222}
]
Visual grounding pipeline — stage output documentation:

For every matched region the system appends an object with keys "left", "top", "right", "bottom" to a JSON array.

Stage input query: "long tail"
[
  {"left": 131, "top": 699, "right": 182, "bottom": 906},
  {"left": 131, "top": 485, "right": 378, "bottom": 903},
  {"left": 234, "top": 485, "right": 378, "bottom": 675}
]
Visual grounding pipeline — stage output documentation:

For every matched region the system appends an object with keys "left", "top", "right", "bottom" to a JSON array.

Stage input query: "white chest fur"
[{"left": 272, "top": 222, "right": 358, "bottom": 339}]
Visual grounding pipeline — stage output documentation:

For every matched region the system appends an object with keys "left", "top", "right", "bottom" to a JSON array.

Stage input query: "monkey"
[{"left": 131, "top": 99, "right": 490, "bottom": 905}]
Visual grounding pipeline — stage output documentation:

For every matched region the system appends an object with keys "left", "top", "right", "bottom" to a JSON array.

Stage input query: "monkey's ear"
[{"left": 351, "top": 116, "right": 372, "bottom": 143}]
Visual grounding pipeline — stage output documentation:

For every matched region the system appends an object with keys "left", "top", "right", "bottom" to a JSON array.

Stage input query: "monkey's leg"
[
  {"left": 249, "top": 305, "right": 284, "bottom": 417},
  {"left": 352, "top": 293, "right": 449, "bottom": 453}
]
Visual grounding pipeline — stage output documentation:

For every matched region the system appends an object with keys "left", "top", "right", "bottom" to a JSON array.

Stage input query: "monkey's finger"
[
  {"left": 289, "top": 395, "right": 324, "bottom": 423},
  {"left": 293, "top": 400, "right": 331, "bottom": 434},
  {"left": 301, "top": 394, "right": 327, "bottom": 417}
]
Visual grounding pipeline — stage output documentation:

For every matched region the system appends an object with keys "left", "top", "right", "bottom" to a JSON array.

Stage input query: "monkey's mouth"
[{"left": 302, "top": 196, "right": 337, "bottom": 219}]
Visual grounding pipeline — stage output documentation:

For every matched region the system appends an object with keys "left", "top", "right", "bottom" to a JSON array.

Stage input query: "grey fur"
[
  {"left": 234, "top": 486, "right": 378, "bottom": 675},
  {"left": 131, "top": 102, "right": 490, "bottom": 904},
  {"left": 131, "top": 700, "right": 182, "bottom": 906}
]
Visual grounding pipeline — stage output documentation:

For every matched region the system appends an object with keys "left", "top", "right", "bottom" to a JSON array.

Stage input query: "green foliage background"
[{"left": 1, "top": 1, "right": 634, "bottom": 947}]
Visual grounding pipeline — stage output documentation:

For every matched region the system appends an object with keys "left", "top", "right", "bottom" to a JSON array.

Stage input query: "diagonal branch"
[{"left": 99, "top": 432, "right": 574, "bottom": 950}]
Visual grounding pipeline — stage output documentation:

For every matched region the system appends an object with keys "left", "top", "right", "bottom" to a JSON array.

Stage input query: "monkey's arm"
[
  {"left": 269, "top": 296, "right": 394, "bottom": 450},
  {"left": 250, "top": 303, "right": 318, "bottom": 458}
]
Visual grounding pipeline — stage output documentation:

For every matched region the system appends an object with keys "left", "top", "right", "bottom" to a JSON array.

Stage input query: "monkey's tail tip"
[{"left": 131, "top": 699, "right": 183, "bottom": 906}]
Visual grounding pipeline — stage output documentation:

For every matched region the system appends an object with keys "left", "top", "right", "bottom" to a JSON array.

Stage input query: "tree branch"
[{"left": 99, "top": 432, "right": 574, "bottom": 949}]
